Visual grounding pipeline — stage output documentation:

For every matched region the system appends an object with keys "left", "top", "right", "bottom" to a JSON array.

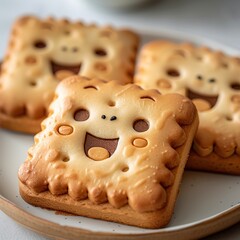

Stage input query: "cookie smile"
[
  {"left": 186, "top": 88, "right": 218, "bottom": 108},
  {"left": 50, "top": 60, "right": 82, "bottom": 80},
  {"left": 84, "top": 133, "right": 119, "bottom": 161}
]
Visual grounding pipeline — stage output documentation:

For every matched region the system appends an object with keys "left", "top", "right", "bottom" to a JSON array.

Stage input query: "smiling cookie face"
[
  {"left": 18, "top": 76, "right": 197, "bottom": 213},
  {"left": 135, "top": 42, "right": 231, "bottom": 111},
  {"left": 185, "top": 74, "right": 220, "bottom": 112},
  {"left": 135, "top": 41, "right": 240, "bottom": 164},
  {"left": 71, "top": 102, "right": 152, "bottom": 161},
  {"left": 0, "top": 16, "right": 139, "bottom": 133}
]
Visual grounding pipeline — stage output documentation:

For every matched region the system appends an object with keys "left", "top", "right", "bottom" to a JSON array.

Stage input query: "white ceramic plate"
[{"left": 0, "top": 31, "right": 240, "bottom": 240}]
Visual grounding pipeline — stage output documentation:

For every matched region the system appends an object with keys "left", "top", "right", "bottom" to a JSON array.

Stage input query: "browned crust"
[
  {"left": 187, "top": 150, "right": 240, "bottom": 175},
  {"left": 19, "top": 115, "right": 199, "bottom": 229},
  {"left": 0, "top": 112, "right": 42, "bottom": 134}
]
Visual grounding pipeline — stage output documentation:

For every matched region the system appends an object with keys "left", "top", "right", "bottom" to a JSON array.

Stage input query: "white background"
[{"left": 0, "top": 0, "right": 240, "bottom": 239}]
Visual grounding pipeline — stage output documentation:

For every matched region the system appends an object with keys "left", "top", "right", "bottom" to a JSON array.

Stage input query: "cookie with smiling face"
[
  {"left": 135, "top": 41, "right": 240, "bottom": 175},
  {"left": 18, "top": 76, "right": 198, "bottom": 228},
  {"left": 0, "top": 16, "right": 139, "bottom": 133}
]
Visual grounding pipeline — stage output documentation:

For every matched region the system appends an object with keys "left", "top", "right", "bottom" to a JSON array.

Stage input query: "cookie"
[
  {"left": 0, "top": 16, "right": 139, "bottom": 134},
  {"left": 135, "top": 40, "right": 240, "bottom": 175},
  {"left": 18, "top": 76, "right": 198, "bottom": 228}
]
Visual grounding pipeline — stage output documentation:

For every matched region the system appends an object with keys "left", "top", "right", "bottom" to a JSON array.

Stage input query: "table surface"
[{"left": 0, "top": 0, "right": 240, "bottom": 239}]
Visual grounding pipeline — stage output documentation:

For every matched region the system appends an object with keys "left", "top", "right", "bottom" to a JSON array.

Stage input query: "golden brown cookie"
[
  {"left": 18, "top": 76, "right": 198, "bottom": 228},
  {"left": 0, "top": 16, "right": 139, "bottom": 134},
  {"left": 135, "top": 40, "right": 240, "bottom": 175}
]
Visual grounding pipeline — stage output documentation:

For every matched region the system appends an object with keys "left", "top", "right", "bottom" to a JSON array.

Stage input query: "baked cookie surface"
[
  {"left": 135, "top": 41, "right": 240, "bottom": 174},
  {"left": 0, "top": 16, "right": 139, "bottom": 133},
  {"left": 18, "top": 76, "right": 198, "bottom": 228}
]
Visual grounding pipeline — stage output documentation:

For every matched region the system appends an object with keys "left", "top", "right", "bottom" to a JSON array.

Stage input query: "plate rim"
[
  {"left": 1, "top": 195, "right": 240, "bottom": 240},
  {"left": 0, "top": 29, "right": 240, "bottom": 239}
]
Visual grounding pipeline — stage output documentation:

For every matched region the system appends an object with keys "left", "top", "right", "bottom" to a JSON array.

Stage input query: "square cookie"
[
  {"left": 0, "top": 16, "right": 139, "bottom": 134},
  {"left": 135, "top": 41, "right": 240, "bottom": 175},
  {"left": 18, "top": 76, "right": 198, "bottom": 228}
]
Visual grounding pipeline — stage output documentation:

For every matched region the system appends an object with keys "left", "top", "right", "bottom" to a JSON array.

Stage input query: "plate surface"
[{"left": 0, "top": 31, "right": 240, "bottom": 240}]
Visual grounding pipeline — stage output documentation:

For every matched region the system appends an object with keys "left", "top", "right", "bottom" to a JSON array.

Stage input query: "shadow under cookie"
[
  {"left": 0, "top": 112, "right": 42, "bottom": 134},
  {"left": 187, "top": 151, "right": 240, "bottom": 175}
]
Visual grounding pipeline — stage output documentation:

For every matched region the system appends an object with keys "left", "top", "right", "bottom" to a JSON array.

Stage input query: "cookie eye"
[
  {"left": 34, "top": 40, "right": 47, "bottom": 49},
  {"left": 140, "top": 96, "right": 155, "bottom": 102},
  {"left": 84, "top": 85, "right": 98, "bottom": 90},
  {"left": 110, "top": 116, "right": 117, "bottom": 121},
  {"left": 133, "top": 119, "right": 149, "bottom": 132},
  {"left": 166, "top": 68, "right": 180, "bottom": 77},
  {"left": 197, "top": 75, "right": 203, "bottom": 80},
  {"left": 74, "top": 109, "right": 89, "bottom": 121},
  {"left": 72, "top": 47, "right": 78, "bottom": 52},
  {"left": 94, "top": 48, "right": 107, "bottom": 57},
  {"left": 231, "top": 82, "right": 240, "bottom": 90},
  {"left": 209, "top": 78, "right": 216, "bottom": 83}
]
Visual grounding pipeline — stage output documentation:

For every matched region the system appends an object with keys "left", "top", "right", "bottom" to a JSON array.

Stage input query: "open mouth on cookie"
[
  {"left": 186, "top": 88, "right": 218, "bottom": 108},
  {"left": 50, "top": 60, "right": 82, "bottom": 80},
  {"left": 84, "top": 133, "right": 119, "bottom": 161}
]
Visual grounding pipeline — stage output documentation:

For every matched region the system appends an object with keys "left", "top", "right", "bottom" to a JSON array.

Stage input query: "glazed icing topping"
[
  {"left": 18, "top": 76, "right": 196, "bottom": 212},
  {"left": 0, "top": 16, "right": 138, "bottom": 119},
  {"left": 135, "top": 41, "right": 240, "bottom": 158}
]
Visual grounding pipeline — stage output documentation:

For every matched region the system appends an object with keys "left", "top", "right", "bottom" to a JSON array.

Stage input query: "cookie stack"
[{"left": 0, "top": 16, "right": 239, "bottom": 229}]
